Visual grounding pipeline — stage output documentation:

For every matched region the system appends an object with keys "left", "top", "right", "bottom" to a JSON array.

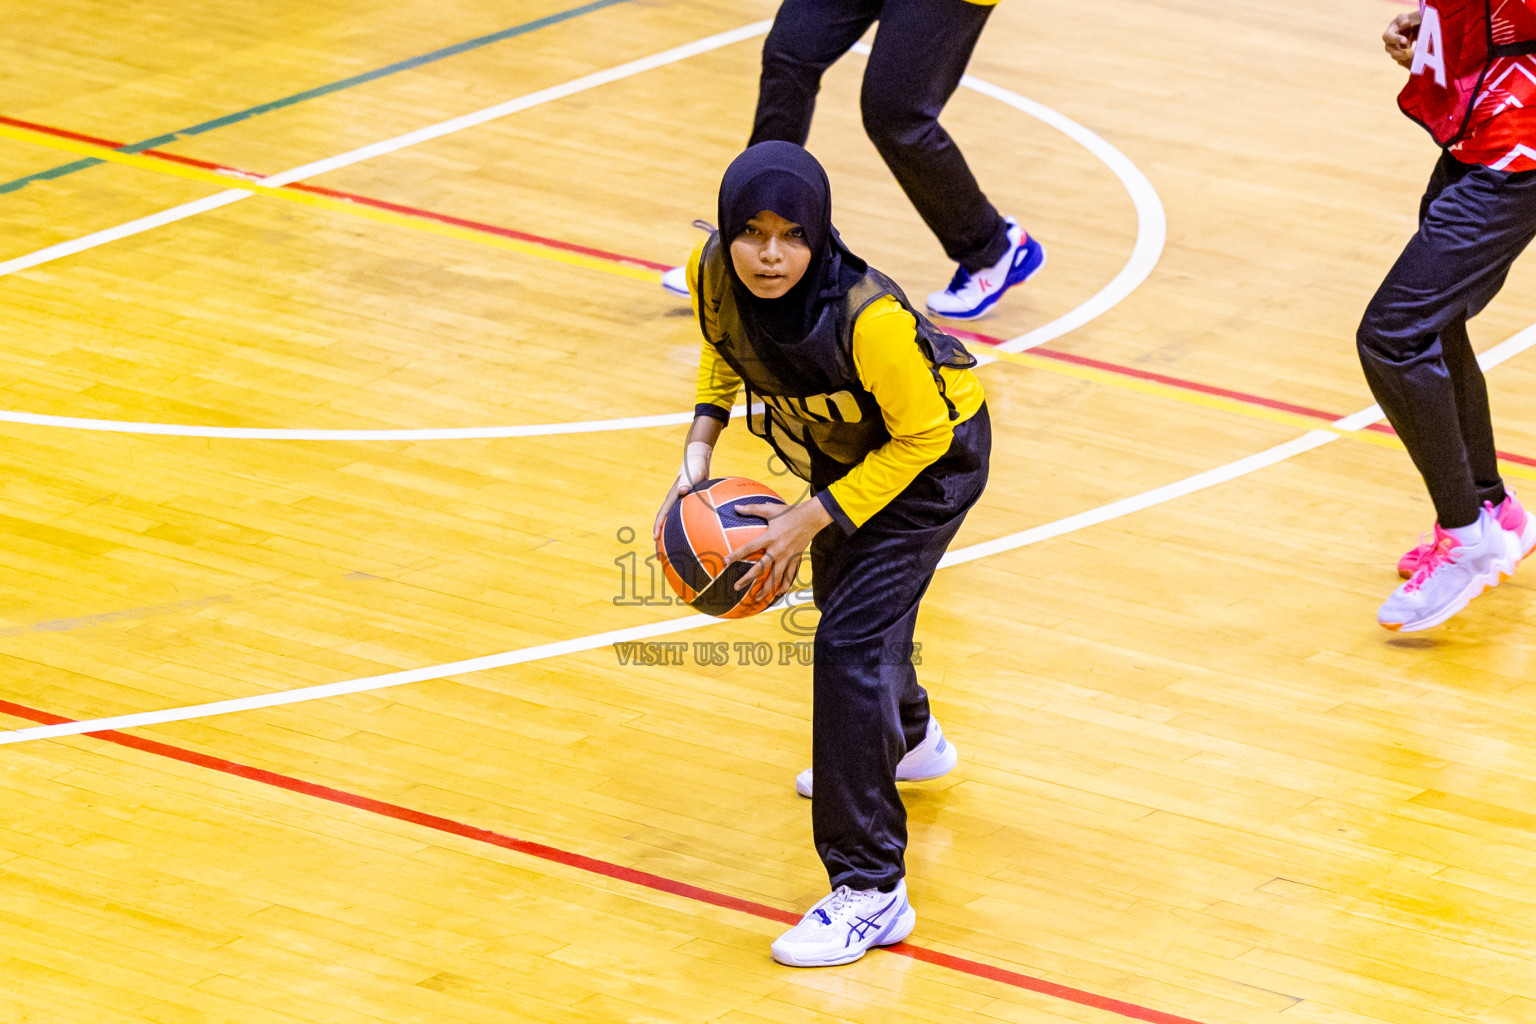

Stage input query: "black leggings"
[
  {"left": 749, "top": 0, "right": 1010, "bottom": 272},
  {"left": 1357, "top": 152, "right": 1536, "bottom": 527}
]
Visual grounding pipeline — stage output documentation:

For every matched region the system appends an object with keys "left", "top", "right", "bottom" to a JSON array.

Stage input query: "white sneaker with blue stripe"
[
  {"left": 661, "top": 265, "right": 689, "bottom": 297},
  {"left": 770, "top": 879, "right": 917, "bottom": 967},
  {"left": 795, "top": 715, "right": 956, "bottom": 798},
  {"left": 925, "top": 216, "right": 1045, "bottom": 320}
]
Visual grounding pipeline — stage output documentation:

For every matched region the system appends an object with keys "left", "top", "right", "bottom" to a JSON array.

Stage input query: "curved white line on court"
[
  {"left": 0, "top": 21, "right": 775, "bottom": 284},
  {"left": 0, "top": 22, "right": 775, "bottom": 441},
  {"left": 0, "top": 407, "right": 697, "bottom": 440},
  {"left": 13, "top": 320, "right": 1536, "bottom": 746},
  {"left": 0, "top": 29, "right": 1178, "bottom": 743},
  {"left": 848, "top": 43, "right": 1167, "bottom": 356},
  {"left": 0, "top": 437, "right": 1320, "bottom": 744},
  {"left": 0, "top": 36, "right": 1162, "bottom": 441}
]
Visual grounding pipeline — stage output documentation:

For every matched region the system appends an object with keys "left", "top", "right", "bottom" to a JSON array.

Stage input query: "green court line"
[{"left": 0, "top": 0, "right": 628, "bottom": 195}]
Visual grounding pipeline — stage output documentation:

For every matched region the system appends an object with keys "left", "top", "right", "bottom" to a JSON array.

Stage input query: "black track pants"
[
  {"left": 749, "top": 0, "right": 1010, "bottom": 272},
  {"left": 1357, "top": 152, "right": 1536, "bottom": 527},
  {"left": 807, "top": 405, "right": 990, "bottom": 891}
]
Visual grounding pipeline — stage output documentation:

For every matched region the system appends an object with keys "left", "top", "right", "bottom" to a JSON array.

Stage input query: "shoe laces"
[
  {"left": 812, "top": 885, "right": 877, "bottom": 925},
  {"left": 1404, "top": 524, "right": 1460, "bottom": 592},
  {"left": 944, "top": 265, "right": 973, "bottom": 292}
]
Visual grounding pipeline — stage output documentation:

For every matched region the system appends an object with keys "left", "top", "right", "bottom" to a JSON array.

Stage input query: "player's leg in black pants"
[
  {"left": 749, "top": 0, "right": 881, "bottom": 147},
  {"left": 861, "top": 0, "right": 1008, "bottom": 272},
  {"left": 806, "top": 407, "right": 990, "bottom": 891},
  {"left": 1357, "top": 153, "right": 1536, "bottom": 527},
  {"left": 1439, "top": 313, "right": 1506, "bottom": 510}
]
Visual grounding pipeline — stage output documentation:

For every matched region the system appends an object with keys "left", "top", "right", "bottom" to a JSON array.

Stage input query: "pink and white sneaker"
[
  {"left": 1397, "top": 530, "right": 1434, "bottom": 579},
  {"left": 1494, "top": 489, "right": 1536, "bottom": 566},
  {"left": 1378, "top": 504, "right": 1517, "bottom": 631},
  {"left": 1397, "top": 490, "right": 1536, "bottom": 578}
]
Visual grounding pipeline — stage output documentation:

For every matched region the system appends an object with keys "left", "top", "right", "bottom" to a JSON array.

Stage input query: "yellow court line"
[
  {"left": 0, "top": 121, "right": 660, "bottom": 284},
  {"left": 9, "top": 119, "right": 1533, "bottom": 483}
]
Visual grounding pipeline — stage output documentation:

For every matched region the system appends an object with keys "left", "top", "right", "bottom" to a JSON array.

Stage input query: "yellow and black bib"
[{"left": 696, "top": 233, "right": 976, "bottom": 482}]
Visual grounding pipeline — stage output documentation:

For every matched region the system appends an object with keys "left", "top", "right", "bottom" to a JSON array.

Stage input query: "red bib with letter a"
[
  {"left": 1399, "top": 1, "right": 1494, "bottom": 146},
  {"left": 1399, "top": 1, "right": 1536, "bottom": 147}
]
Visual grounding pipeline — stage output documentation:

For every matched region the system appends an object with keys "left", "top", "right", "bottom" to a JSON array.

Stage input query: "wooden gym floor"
[{"left": 1, "top": 0, "right": 1535, "bottom": 1021}]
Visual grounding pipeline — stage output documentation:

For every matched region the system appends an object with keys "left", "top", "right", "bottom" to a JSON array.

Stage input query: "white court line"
[
  {"left": 848, "top": 42, "right": 1167, "bottom": 357},
  {"left": 0, "top": 436, "right": 1318, "bottom": 744},
  {"left": 0, "top": 39, "right": 1160, "bottom": 441},
  {"left": 0, "top": 192, "right": 254, "bottom": 278},
  {"left": 0, "top": 407, "right": 697, "bottom": 441},
  {"left": 0, "top": 404, "right": 779, "bottom": 440},
  {"left": 0, "top": 423, "right": 1364, "bottom": 744},
  {"left": 973, "top": 75, "right": 1166, "bottom": 355},
  {"left": 0, "top": 19, "right": 773, "bottom": 286},
  {"left": 7, "top": 28, "right": 1529, "bottom": 745},
  {"left": 5, "top": 326, "right": 1535, "bottom": 745},
  {"left": 0, "top": 22, "right": 773, "bottom": 441},
  {"left": 13, "top": 320, "right": 1536, "bottom": 748}
]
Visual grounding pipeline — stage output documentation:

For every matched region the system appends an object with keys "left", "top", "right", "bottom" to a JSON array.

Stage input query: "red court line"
[
  {"left": 12, "top": 111, "right": 1536, "bottom": 473},
  {"left": 0, "top": 696, "right": 1208, "bottom": 1024},
  {"left": 0, "top": 111, "right": 1471, "bottom": 1020},
  {"left": 946, "top": 328, "right": 1346, "bottom": 421},
  {"left": 947, "top": 328, "right": 1536, "bottom": 469},
  {"left": 0, "top": 114, "right": 672, "bottom": 274}
]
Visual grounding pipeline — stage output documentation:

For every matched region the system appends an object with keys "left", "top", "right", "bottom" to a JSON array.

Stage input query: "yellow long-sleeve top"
[{"left": 688, "top": 246, "right": 984, "bottom": 532}]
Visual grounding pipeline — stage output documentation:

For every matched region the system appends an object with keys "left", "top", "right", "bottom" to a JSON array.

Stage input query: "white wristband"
[{"left": 680, "top": 441, "right": 713, "bottom": 489}]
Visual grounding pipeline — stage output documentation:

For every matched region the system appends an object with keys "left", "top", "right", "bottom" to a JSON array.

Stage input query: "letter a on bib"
[
  {"left": 1412, "top": 5, "right": 1449, "bottom": 87},
  {"left": 1398, "top": 1, "right": 1493, "bottom": 146}
]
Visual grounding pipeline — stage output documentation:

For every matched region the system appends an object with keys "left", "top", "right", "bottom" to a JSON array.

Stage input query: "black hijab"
[{"left": 716, "top": 141, "right": 866, "bottom": 346}]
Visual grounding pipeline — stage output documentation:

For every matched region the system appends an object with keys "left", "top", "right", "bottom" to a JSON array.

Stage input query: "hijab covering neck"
[{"left": 716, "top": 141, "right": 866, "bottom": 346}]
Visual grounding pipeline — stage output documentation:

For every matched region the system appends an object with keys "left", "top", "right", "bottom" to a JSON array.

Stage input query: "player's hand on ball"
[
  {"left": 654, "top": 441, "right": 714, "bottom": 540},
  {"left": 726, "top": 499, "right": 832, "bottom": 597},
  {"left": 1384, "top": 11, "right": 1420, "bottom": 68},
  {"left": 654, "top": 479, "right": 687, "bottom": 541}
]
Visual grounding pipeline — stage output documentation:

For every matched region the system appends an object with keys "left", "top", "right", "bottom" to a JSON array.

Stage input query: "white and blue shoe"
[
  {"left": 660, "top": 219, "right": 716, "bottom": 298},
  {"left": 925, "top": 216, "right": 1044, "bottom": 320},
  {"left": 770, "top": 879, "right": 917, "bottom": 967},
  {"left": 661, "top": 265, "right": 689, "bottom": 297}
]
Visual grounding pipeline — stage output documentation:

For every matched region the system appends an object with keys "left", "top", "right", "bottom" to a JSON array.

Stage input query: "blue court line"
[{"left": 0, "top": 0, "right": 627, "bottom": 195}]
